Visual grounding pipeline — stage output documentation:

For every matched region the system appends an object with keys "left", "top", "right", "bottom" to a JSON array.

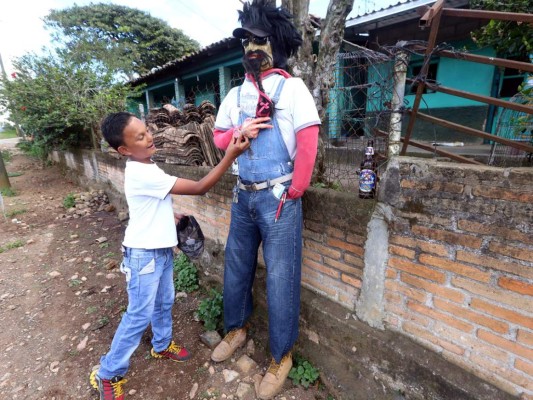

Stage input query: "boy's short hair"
[{"left": 101, "top": 112, "right": 135, "bottom": 151}]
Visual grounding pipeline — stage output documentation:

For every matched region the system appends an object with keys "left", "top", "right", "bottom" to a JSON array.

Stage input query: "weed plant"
[
  {"left": 173, "top": 253, "right": 199, "bottom": 293},
  {"left": 196, "top": 288, "right": 223, "bottom": 331},
  {"left": 288, "top": 354, "right": 320, "bottom": 388}
]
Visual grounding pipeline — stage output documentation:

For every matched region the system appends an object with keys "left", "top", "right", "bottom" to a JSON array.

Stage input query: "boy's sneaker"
[
  {"left": 89, "top": 369, "right": 128, "bottom": 400},
  {"left": 151, "top": 340, "right": 191, "bottom": 362},
  {"left": 211, "top": 327, "right": 247, "bottom": 362}
]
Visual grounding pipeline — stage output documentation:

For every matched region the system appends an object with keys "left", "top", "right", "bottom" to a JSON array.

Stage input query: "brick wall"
[
  {"left": 51, "top": 150, "right": 374, "bottom": 311},
  {"left": 382, "top": 157, "right": 533, "bottom": 397},
  {"left": 52, "top": 149, "right": 532, "bottom": 398}
]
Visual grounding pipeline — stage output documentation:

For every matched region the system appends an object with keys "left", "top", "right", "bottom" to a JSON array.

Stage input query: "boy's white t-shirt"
[
  {"left": 215, "top": 74, "right": 321, "bottom": 160},
  {"left": 122, "top": 160, "right": 178, "bottom": 249}
]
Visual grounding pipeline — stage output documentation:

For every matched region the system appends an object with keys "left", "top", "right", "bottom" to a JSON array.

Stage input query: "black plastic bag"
[{"left": 176, "top": 215, "right": 205, "bottom": 259}]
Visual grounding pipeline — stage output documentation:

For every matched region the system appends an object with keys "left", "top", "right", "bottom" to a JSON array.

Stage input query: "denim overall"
[{"left": 223, "top": 76, "right": 303, "bottom": 363}]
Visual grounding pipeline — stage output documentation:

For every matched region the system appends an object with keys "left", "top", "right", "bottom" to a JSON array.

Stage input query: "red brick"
[
  {"left": 452, "top": 277, "right": 532, "bottom": 311},
  {"left": 324, "top": 256, "right": 363, "bottom": 277},
  {"left": 303, "top": 258, "right": 340, "bottom": 279},
  {"left": 517, "top": 329, "right": 533, "bottom": 347},
  {"left": 433, "top": 298, "right": 509, "bottom": 334},
  {"left": 387, "top": 302, "right": 431, "bottom": 327},
  {"left": 326, "top": 226, "right": 345, "bottom": 240},
  {"left": 433, "top": 322, "right": 509, "bottom": 362},
  {"left": 341, "top": 273, "right": 362, "bottom": 288},
  {"left": 346, "top": 233, "right": 366, "bottom": 246},
  {"left": 385, "top": 280, "right": 427, "bottom": 303},
  {"left": 457, "top": 220, "right": 533, "bottom": 245},
  {"left": 389, "top": 257, "right": 446, "bottom": 283},
  {"left": 419, "top": 254, "right": 491, "bottom": 283},
  {"left": 389, "top": 245, "right": 416, "bottom": 259},
  {"left": 412, "top": 225, "right": 482, "bottom": 249},
  {"left": 305, "top": 240, "right": 342, "bottom": 260},
  {"left": 469, "top": 353, "right": 532, "bottom": 391},
  {"left": 327, "top": 238, "right": 365, "bottom": 256},
  {"left": 472, "top": 185, "right": 533, "bottom": 203},
  {"left": 456, "top": 250, "right": 533, "bottom": 280},
  {"left": 403, "top": 321, "right": 465, "bottom": 355},
  {"left": 390, "top": 235, "right": 417, "bottom": 249},
  {"left": 470, "top": 298, "right": 533, "bottom": 330},
  {"left": 515, "top": 358, "right": 533, "bottom": 377},
  {"left": 498, "top": 277, "right": 533, "bottom": 296},
  {"left": 489, "top": 242, "right": 533, "bottom": 263},
  {"left": 401, "top": 273, "right": 465, "bottom": 303},
  {"left": 302, "top": 248, "right": 322, "bottom": 263},
  {"left": 344, "top": 253, "right": 364, "bottom": 269},
  {"left": 416, "top": 240, "right": 449, "bottom": 257},
  {"left": 386, "top": 268, "right": 397, "bottom": 279},
  {"left": 478, "top": 329, "right": 533, "bottom": 360},
  {"left": 407, "top": 300, "right": 474, "bottom": 332}
]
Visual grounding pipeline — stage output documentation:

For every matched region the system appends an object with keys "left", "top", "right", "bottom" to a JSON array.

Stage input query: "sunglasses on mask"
[{"left": 241, "top": 36, "right": 270, "bottom": 47}]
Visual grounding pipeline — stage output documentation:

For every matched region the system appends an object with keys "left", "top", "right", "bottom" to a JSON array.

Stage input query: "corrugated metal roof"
[{"left": 346, "top": 0, "right": 470, "bottom": 33}]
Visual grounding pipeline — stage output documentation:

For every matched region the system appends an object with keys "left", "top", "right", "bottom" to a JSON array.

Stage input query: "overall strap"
[
  {"left": 237, "top": 85, "right": 242, "bottom": 108},
  {"left": 270, "top": 76, "right": 287, "bottom": 106}
]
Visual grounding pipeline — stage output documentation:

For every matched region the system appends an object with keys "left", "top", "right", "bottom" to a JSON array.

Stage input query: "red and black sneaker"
[
  {"left": 90, "top": 369, "right": 128, "bottom": 400},
  {"left": 151, "top": 340, "right": 191, "bottom": 362}
]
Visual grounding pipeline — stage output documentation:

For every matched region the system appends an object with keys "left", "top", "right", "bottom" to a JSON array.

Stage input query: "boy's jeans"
[
  {"left": 98, "top": 247, "right": 175, "bottom": 379},
  {"left": 223, "top": 187, "right": 302, "bottom": 363}
]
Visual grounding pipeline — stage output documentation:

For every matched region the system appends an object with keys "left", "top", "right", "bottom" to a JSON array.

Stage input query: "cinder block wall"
[
  {"left": 381, "top": 157, "right": 533, "bottom": 397},
  {"left": 51, "top": 150, "right": 532, "bottom": 398}
]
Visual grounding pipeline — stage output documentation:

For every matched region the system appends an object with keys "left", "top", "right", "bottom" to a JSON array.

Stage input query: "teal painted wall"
[{"left": 404, "top": 42, "right": 496, "bottom": 108}]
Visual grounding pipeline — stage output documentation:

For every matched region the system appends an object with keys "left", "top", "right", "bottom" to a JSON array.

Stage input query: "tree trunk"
[
  {"left": 283, "top": 0, "right": 355, "bottom": 184},
  {"left": 0, "top": 154, "right": 11, "bottom": 189}
]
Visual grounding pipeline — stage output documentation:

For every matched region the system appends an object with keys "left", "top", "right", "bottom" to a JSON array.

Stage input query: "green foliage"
[
  {"left": 196, "top": 288, "right": 223, "bottom": 331},
  {"left": 0, "top": 239, "right": 25, "bottom": 253},
  {"left": 173, "top": 253, "right": 199, "bottom": 293},
  {"left": 470, "top": 0, "right": 533, "bottom": 58},
  {"left": 44, "top": 3, "right": 200, "bottom": 78},
  {"left": 7, "top": 172, "right": 24, "bottom": 178},
  {"left": 63, "top": 193, "right": 76, "bottom": 209},
  {"left": 288, "top": 354, "right": 320, "bottom": 389},
  {"left": 0, "top": 50, "right": 142, "bottom": 153},
  {"left": 1, "top": 150, "right": 12, "bottom": 162},
  {"left": 0, "top": 187, "right": 17, "bottom": 197}
]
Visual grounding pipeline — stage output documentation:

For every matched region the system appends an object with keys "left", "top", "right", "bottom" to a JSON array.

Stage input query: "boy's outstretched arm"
[{"left": 169, "top": 134, "right": 249, "bottom": 196}]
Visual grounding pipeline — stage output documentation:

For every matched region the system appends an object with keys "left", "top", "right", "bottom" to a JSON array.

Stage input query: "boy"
[{"left": 90, "top": 112, "right": 249, "bottom": 400}]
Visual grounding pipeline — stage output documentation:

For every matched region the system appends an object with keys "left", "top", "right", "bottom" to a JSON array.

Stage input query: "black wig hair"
[{"left": 236, "top": 0, "right": 302, "bottom": 70}]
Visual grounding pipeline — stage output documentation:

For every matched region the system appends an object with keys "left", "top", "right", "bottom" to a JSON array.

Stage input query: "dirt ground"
[{"left": 0, "top": 146, "right": 331, "bottom": 400}]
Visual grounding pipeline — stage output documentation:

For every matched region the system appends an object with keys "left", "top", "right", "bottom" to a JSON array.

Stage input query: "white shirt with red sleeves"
[{"left": 215, "top": 73, "right": 320, "bottom": 160}]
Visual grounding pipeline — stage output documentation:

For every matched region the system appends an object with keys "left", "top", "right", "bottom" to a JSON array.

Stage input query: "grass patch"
[
  {"left": 0, "top": 128, "right": 17, "bottom": 139},
  {"left": 0, "top": 239, "right": 25, "bottom": 253},
  {"left": 63, "top": 193, "right": 75, "bottom": 209},
  {"left": 7, "top": 172, "right": 24, "bottom": 178},
  {"left": 0, "top": 187, "right": 17, "bottom": 197},
  {"left": 6, "top": 208, "right": 26, "bottom": 218}
]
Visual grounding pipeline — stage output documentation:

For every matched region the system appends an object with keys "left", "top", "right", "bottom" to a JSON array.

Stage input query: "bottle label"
[{"left": 359, "top": 169, "right": 376, "bottom": 192}]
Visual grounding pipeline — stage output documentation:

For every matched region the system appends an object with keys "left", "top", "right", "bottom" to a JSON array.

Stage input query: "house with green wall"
[{"left": 129, "top": 0, "right": 529, "bottom": 145}]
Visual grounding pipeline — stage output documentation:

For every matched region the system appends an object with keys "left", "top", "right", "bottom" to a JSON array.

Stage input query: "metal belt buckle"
[{"left": 250, "top": 183, "right": 259, "bottom": 191}]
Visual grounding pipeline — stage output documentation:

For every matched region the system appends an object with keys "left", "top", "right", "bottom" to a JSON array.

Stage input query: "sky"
[{"left": 0, "top": 0, "right": 407, "bottom": 76}]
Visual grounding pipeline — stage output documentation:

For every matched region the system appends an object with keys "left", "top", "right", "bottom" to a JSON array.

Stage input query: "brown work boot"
[
  {"left": 257, "top": 353, "right": 293, "bottom": 399},
  {"left": 211, "top": 327, "right": 247, "bottom": 362}
]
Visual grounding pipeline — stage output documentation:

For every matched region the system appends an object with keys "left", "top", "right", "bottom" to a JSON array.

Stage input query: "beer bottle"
[{"left": 358, "top": 140, "right": 377, "bottom": 199}]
